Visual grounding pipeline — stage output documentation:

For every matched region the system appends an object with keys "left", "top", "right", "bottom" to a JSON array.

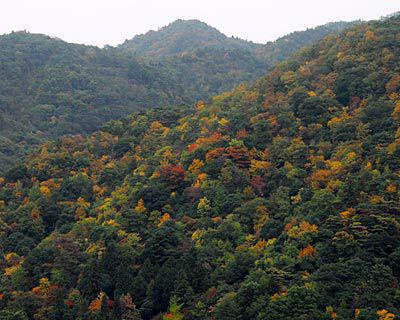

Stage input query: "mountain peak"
[{"left": 118, "top": 19, "right": 253, "bottom": 56}]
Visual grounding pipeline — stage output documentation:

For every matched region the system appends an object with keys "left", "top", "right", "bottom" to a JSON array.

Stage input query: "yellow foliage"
[
  {"left": 377, "top": 309, "right": 395, "bottom": 320},
  {"left": 354, "top": 308, "right": 361, "bottom": 317},
  {"left": 4, "top": 265, "right": 20, "bottom": 276},
  {"left": 192, "top": 229, "right": 206, "bottom": 247},
  {"left": 392, "top": 101, "right": 400, "bottom": 120},
  {"left": 103, "top": 219, "right": 119, "bottom": 227},
  {"left": 161, "top": 148, "right": 174, "bottom": 165},
  {"left": 299, "top": 65, "right": 311, "bottom": 77},
  {"left": 188, "top": 159, "right": 204, "bottom": 174},
  {"left": 77, "top": 197, "right": 90, "bottom": 208},
  {"left": 308, "top": 91, "right": 317, "bottom": 97},
  {"left": 254, "top": 205, "right": 270, "bottom": 235},
  {"left": 149, "top": 121, "right": 165, "bottom": 133},
  {"left": 287, "top": 221, "right": 318, "bottom": 238},
  {"left": 308, "top": 155, "right": 324, "bottom": 166},
  {"left": 311, "top": 169, "right": 331, "bottom": 188},
  {"left": 249, "top": 159, "right": 272, "bottom": 174},
  {"left": 5, "top": 252, "right": 20, "bottom": 264},
  {"left": 135, "top": 198, "right": 147, "bottom": 214},
  {"left": 369, "top": 195, "right": 384, "bottom": 204},
  {"left": 39, "top": 277, "right": 50, "bottom": 294},
  {"left": 327, "top": 112, "right": 351, "bottom": 127},
  {"left": 86, "top": 243, "right": 106, "bottom": 255},
  {"left": 326, "top": 179, "right": 343, "bottom": 192},
  {"left": 196, "top": 101, "right": 206, "bottom": 111},
  {"left": 218, "top": 118, "right": 229, "bottom": 127},
  {"left": 0, "top": 200, "right": 4, "bottom": 209},
  {"left": 326, "top": 160, "right": 342, "bottom": 174},
  {"left": 271, "top": 291, "right": 287, "bottom": 302},
  {"left": 365, "top": 30, "right": 378, "bottom": 41}
]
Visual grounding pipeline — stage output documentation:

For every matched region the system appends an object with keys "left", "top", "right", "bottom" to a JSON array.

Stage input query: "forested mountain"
[
  {"left": 1, "top": 15, "right": 399, "bottom": 320},
  {"left": 0, "top": 19, "right": 353, "bottom": 173},
  {"left": 118, "top": 19, "right": 260, "bottom": 56},
  {"left": 254, "top": 21, "right": 356, "bottom": 64},
  {"left": 0, "top": 32, "right": 185, "bottom": 172},
  {"left": 119, "top": 19, "right": 354, "bottom": 61}
]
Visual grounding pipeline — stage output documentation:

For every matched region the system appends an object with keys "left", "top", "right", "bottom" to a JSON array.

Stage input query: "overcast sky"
[{"left": 1, "top": 0, "right": 399, "bottom": 47}]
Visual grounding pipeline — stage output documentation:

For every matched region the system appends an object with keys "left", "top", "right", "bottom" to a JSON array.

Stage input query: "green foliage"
[
  {"left": 0, "top": 20, "right": 353, "bottom": 173},
  {"left": 0, "top": 15, "right": 400, "bottom": 320}
]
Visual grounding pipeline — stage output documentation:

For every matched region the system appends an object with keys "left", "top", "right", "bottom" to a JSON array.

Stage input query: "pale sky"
[{"left": 1, "top": 0, "right": 399, "bottom": 47}]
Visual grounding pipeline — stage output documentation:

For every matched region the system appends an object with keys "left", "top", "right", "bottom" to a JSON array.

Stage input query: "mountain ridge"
[{"left": 0, "top": 19, "right": 356, "bottom": 172}]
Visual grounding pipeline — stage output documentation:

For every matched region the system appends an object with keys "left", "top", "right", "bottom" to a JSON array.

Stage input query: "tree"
[{"left": 163, "top": 296, "right": 184, "bottom": 320}]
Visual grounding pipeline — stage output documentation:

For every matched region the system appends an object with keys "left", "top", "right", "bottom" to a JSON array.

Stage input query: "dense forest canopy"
[
  {"left": 0, "top": 15, "right": 399, "bottom": 319},
  {"left": 0, "top": 19, "right": 353, "bottom": 172}
]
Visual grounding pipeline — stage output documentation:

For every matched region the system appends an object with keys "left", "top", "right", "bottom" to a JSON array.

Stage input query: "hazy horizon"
[{"left": 1, "top": 0, "right": 399, "bottom": 47}]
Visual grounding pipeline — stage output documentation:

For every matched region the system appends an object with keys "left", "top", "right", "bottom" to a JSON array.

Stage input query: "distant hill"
[
  {"left": 0, "top": 32, "right": 187, "bottom": 171},
  {"left": 255, "top": 21, "right": 357, "bottom": 64},
  {"left": 119, "top": 19, "right": 355, "bottom": 64},
  {"left": 119, "top": 19, "right": 260, "bottom": 56},
  {"left": 0, "top": 20, "right": 355, "bottom": 172}
]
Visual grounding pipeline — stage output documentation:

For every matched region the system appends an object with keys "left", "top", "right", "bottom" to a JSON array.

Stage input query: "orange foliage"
[
  {"left": 386, "top": 73, "right": 400, "bottom": 93},
  {"left": 89, "top": 297, "right": 102, "bottom": 313},
  {"left": 195, "top": 133, "right": 223, "bottom": 148},
  {"left": 225, "top": 146, "right": 251, "bottom": 168},
  {"left": 299, "top": 245, "right": 316, "bottom": 257},
  {"left": 339, "top": 208, "right": 355, "bottom": 219},
  {"left": 236, "top": 128, "right": 248, "bottom": 139},
  {"left": 40, "top": 186, "right": 52, "bottom": 196},
  {"left": 158, "top": 213, "right": 171, "bottom": 227},
  {"left": 31, "top": 208, "right": 41, "bottom": 220},
  {"left": 205, "top": 148, "right": 226, "bottom": 162},
  {"left": 386, "top": 184, "right": 397, "bottom": 193}
]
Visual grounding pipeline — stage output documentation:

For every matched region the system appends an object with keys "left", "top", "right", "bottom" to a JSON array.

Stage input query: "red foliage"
[
  {"left": 251, "top": 176, "right": 266, "bottom": 195},
  {"left": 207, "top": 287, "right": 218, "bottom": 299},
  {"left": 108, "top": 299, "right": 114, "bottom": 308},
  {"left": 160, "top": 164, "right": 186, "bottom": 190},
  {"left": 188, "top": 143, "right": 198, "bottom": 153},
  {"left": 65, "top": 300, "right": 74, "bottom": 308}
]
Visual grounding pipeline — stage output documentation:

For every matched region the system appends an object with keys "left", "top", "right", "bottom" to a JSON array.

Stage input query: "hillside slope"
[
  {"left": 0, "top": 20, "right": 352, "bottom": 173},
  {"left": 1, "top": 16, "right": 399, "bottom": 320}
]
